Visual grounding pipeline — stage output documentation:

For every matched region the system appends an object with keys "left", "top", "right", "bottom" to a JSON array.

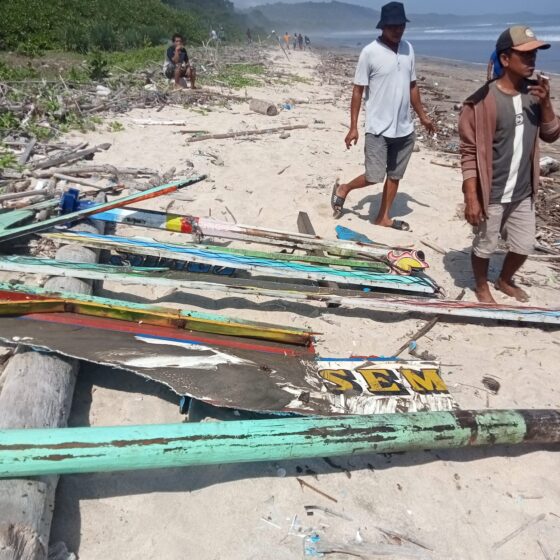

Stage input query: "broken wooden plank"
[
  {"left": 0, "top": 176, "right": 206, "bottom": 243},
  {"left": 297, "top": 211, "right": 340, "bottom": 308},
  {"left": 17, "top": 138, "right": 37, "bottom": 165},
  {"left": 0, "top": 410, "right": 558, "bottom": 478}
]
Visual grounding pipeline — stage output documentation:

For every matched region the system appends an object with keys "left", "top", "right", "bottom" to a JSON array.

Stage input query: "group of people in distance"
[
  {"left": 283, "top": 32, "right": 311, "bottom": 51},
  {"left": 331, "top": 1, "right": 559, "bottom": 304}
]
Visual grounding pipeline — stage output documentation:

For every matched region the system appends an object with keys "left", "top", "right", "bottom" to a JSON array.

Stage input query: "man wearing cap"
[
  {"left": 331, "top": 1, "right": 435, "bottom": 231},
  {"left": 459, "top": 26, "right": 560, "bottom": 303}
]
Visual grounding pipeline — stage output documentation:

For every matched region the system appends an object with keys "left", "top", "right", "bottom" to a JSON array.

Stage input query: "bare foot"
[
  {"left": 495, "top": 278, "right": 529, "bottom": 302},
  {"left": 475, "top": 284, "right": 497, "bottom": 304},
  {"left": 373, "top": 218, "right": 392, "bottom": 227}
]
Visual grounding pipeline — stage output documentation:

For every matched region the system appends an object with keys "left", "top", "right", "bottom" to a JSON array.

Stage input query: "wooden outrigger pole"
[
  {"left": 0, "top": 176, "right": 206, "bottom": 242},
  {"left": 0, "top": 409, "right": 558, "bottom": 478}
]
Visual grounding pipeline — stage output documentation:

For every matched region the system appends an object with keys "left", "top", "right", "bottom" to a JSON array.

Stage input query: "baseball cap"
[{"left": 496, "top": 26, "right": 551, "bottom": 53}]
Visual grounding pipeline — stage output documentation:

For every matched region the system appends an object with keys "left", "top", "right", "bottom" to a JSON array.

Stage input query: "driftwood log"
[
  {"left": 29, "top": 143, "right": 111, "bottom": 171},
  {"left": 249, "top": 99, "right": 278, "bottom": 116},
  {"left": 187, "top": 124, "right": 308, "bottom": 143},
  {"left": 0, "top": 195, "right": 106, "bottom": 560}
]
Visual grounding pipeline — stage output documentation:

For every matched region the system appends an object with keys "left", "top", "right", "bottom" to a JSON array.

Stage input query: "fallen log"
[
  {"left": 29, "top": 143, "right": 111, "bottom": 171},
  {"left": 0, "top": 196, "right": 106, "bottom": 560},
  {"left": 186, "top": 124, "right": 308, "bottom": 143},
  {"left": 52, "top": 173, "right": 120, "bottom": 192},
  {"left": 249, "top": 98, "right": 278, "bottom": 116},
  {"left": 0, "top": 410, "right": 558, "bottom": 478},
  {"left": 33, "top": 165, "right": 156, "bottom": 179},
  {"left": 0, "top": 189, "right": 50, "bottom": 203}
]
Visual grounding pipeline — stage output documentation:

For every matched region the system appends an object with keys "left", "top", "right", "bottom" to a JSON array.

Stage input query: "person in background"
[
  {"left": 487, "top": 48, "right": 503, "bottom": 81},
  {"left": 459, "top": 26, "right": 560, "bottom": 303},
  {"left": 210, "top": 29, "right": 218, "bottom": 42},
  {"left": 246, "top": 28, "right": 252, "bottom": 44},
  {"left": 293, "top": 33, "right": 298, "bottom": 50},
  {"left": 165, "top": 33, "right": 196, "bottom": 89},
  {"left": 304, "top": 35, "right": 311, "bottom": 50},
  {"left": 331, "top": 2, "right": 435, "bottom": 231},
  {"left": 284, "top": 32, "right": 290, "bottom": 50},
  {"left": 298, "top": 33, "right": 304, "bottom": 50}
]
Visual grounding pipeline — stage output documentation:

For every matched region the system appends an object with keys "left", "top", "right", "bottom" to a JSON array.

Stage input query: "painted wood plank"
[
  {"left": 42, "top": 233, "right": 437, "bottom": 293},
  {"left": 0, "top": 289, "right": 313, "bottom": 346},
  {"left": 92, "top": 206, "right": 410, "bottom": 261},
  {"left": 1, "top": 259, "right": 558, "bottom": 325},
  {"left": 0, "top": 176, "right": 206, "bottom": 242},
  {"left": 0, "top": 410, "right": 558, "bottom": 478}
]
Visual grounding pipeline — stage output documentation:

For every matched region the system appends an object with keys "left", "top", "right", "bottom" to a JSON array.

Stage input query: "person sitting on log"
[{"left": 165, "top": 33, "right": 196, "bottom": 89}]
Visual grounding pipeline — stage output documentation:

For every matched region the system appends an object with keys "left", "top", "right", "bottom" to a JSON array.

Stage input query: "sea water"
[{"left": 315, "top": 21, "right": 560, "bottom": 74}]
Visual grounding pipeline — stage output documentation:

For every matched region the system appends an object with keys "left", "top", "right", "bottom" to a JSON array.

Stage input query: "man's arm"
[
  {"left": 458, "top": 103, "right": 484, "bottom": 226},
  {"left": 171, "top": 47, "right": 181, "bottom": 64},
  {"left": 345, "top": 84, "right": 365, "bottom": 149},
  {"left": 410, "top": 81, "right": 436, "bottom": 134}
]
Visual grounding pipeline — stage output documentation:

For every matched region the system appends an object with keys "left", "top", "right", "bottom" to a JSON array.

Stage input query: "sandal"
[
  {"left": 390, "top": 219, "right": 410, "bottom": 231},
  {"left": 331, "top": 180, "right": 346, "bottom": 219}
]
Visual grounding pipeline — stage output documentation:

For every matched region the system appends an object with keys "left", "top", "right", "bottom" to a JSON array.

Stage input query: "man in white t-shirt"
[{"left": 331, "top": 1, "right": 435, "bottom": 231}]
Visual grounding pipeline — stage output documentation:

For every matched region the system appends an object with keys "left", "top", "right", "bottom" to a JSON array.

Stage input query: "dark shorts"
[{"left": 364, "top": 131, "right": 416, "bottom": 183}]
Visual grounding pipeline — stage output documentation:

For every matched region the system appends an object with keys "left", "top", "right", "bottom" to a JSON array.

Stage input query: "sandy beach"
[{"left": 3, "top": 44, "right": 559, "bottom": 558}]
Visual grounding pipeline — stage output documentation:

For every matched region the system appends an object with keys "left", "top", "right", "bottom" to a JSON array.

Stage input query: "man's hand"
[
  {"left": 528, "top": 73, "right": 551, "bottom": 104},
  {"left": 464, "top": 196, "right": 483, "bottom": 226},
  {"left": 420, "top": 115, "right": 436, "bottom": 135},
  {"left": 345, "top": 127, "right": 359, "bottom": 149}
]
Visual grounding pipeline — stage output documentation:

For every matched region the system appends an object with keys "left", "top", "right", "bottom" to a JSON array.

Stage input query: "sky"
[{"left": 233, "top": 0, "right": 560, "bottom": 15}]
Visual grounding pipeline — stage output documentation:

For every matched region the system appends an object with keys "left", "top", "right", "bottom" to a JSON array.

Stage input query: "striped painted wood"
[
  {"left": 0, "top": 288, "right": 313, "bottom": 346},
  {"left": 42, "top": 233, "right": 437, "bottom": 293},
  {"left": 92, "top": 206, "right": 408, "bottom": 260},
  {"left": 0, "top": 260, "right": 558, "bottom": 325}
]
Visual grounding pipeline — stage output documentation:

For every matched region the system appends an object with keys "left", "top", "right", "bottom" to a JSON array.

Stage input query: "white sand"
[{"left": 26, "top": 48, "right": 560, "bottom": 558}]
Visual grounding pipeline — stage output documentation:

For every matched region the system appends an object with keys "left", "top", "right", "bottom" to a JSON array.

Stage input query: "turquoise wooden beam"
[{"left": 0, "top": 410, "right": 558, "bottom": 478}]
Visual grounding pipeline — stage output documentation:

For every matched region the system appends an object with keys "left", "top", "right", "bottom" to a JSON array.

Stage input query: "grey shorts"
[
  {"left": 364, "top": 131, "right": 416, "bottom": 183},
  {"left": 472, "top": 197, "right": 536, "bottom": 258}
]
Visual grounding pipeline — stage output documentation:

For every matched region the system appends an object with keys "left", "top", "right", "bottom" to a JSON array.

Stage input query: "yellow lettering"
[
  {"left": 401, "top": 368, "right": 448, "bottom": 394},
  {"left": 356, "top": 369, "right": 409, "bottom": 396},
  {"left": 319, "top": 369, "right": 362, "bottom": 395}
]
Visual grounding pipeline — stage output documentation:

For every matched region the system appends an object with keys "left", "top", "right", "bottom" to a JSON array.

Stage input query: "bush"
[{"left": 0, "top": 0, "right": 209, "bottom": 53}]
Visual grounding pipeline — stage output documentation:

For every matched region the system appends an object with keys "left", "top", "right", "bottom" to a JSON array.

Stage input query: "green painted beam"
[{"left": 0, "top": 410, "right": 558, "bottom": 477}]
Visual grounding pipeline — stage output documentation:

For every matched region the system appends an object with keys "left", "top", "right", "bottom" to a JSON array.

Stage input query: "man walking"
[
  {"left": 331, "top": 1, "right": 434, "bottom": 230},
  {"left": 459, "top": 26, "right": 560, "bottom": 303}
]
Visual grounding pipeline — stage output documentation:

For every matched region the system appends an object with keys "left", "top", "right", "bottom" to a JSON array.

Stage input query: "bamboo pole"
[{"left": 0, "top": 410, "right": 558, "bottom": 478}]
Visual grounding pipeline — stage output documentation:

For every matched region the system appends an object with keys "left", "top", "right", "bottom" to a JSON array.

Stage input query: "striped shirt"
[{"left": 490, "top": 82, "right": 540, "bottom": 204}]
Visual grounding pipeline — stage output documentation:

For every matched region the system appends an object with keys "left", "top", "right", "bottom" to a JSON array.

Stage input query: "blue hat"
[{"left": 376, "top": 2, "right": 409, "bottom": 29}]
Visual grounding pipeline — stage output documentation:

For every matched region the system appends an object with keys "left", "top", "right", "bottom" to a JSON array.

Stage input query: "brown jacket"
[{"left": 458, "top": 82, "right": 560, "bottom": 213}]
